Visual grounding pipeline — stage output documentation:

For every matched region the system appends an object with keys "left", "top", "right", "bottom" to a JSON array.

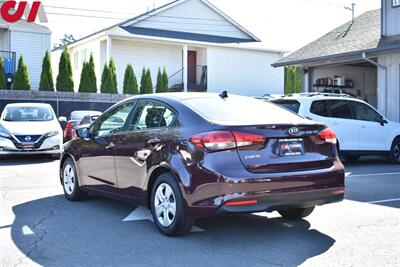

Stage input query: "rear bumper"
[
  {"left": 184, "top": 159, "right": 345, "bottom": 218},
  {"left": 218, "top": 187, "right": 344, "bottom": 214}
]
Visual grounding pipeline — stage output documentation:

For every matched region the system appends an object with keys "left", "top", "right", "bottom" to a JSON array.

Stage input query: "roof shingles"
[{"left": 274, "top": 9, "right": 390, "bottom": 66}]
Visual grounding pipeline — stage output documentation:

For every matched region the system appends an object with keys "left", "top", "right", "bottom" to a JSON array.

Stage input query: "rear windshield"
[
  {"left": 270, "top": 99, "right": 301, "bottom": 113},
  {"left": 2, "top": 106, "right": 54, "bottom": 122},
  {"left": 70, "top": 111, "right": 100, "bottom": 121},
  {"left": 183, "top": 95, "right": 307, "bottom": 125}
]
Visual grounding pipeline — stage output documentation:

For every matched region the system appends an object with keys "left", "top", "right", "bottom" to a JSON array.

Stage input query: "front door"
[
  {"left": 348, "top": 100, "right": 389, "bottom": 151},
  {"left": 78, "top": 102, "right": 135, "bottom": 189},
  {"left": 187, "top": 51, "right": 197, "bottom": 84}
]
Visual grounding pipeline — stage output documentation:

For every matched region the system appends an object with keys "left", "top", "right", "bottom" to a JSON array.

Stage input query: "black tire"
[
  {"left": 388, "top": 137, "right": 400, "bottom": 164},
  {"left": 150, "top": 172, "right": 193, "bottom": 236},
  {"left": 61, "top": 158, "right": 87, "bottom": 201},
  {"left": 343, "top": 155, "right": 360, "bottom": 162},
  {"left": 278, "top": 206, "right": 315, "bottom": 219}
]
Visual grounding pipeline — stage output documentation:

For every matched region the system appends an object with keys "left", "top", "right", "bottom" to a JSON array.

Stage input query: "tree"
[
  {"left": 109, "top": 58, "right": 117, "bottom": 92},
  {"left": 156, "top": 68, "right": 164, "bottom": 93},
  {"left": 56, "top": 47, "right": 74, "bottom": 92},
  {"left": 284, "top": 66, "right": 302, "bottom": 94},
  {"left": 13, "top": 55, "right": 30, "bottom": 90},
  {"left": 53, "top": 34, "right": 76, "bottom": 50},
  {"left": 145, "top": 68, "right": 153, "bottom": 93},
  {"left": 139, "top": 68, "right": 152, "bottom": 94},
  {"left": 39, "top": 51, "right": 54, "bottom": 91},
  {"left": 123, "top": 64, "right": 138, "bottom": 95},
  {"left": 140, "top": 68, "right": 146, "bottom": 94},
  {"left": 162, "top": 67, "right": 169, "bottom": 92},
  {"left": 78, "top": 62, "right": 88, "bottom": 93},
  {"left": 293, "top": 67, "right": 302, "bottom": 93},
  {"left": 85, "top": 53, "right": 97, "bottom": 93},
  {"left": 0, "top": 57, "right": 7, "bottom": 89},
  {"left": 100, "top": 64, "right": 115, "bottom": 93}
]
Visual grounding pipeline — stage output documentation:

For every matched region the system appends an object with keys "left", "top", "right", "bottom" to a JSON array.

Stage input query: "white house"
[
  {"left": 52, "top": 0, "right": 284, "bottom": 96},
  {"left": 0, "top": 16, "right": 51, "bottom": 89},
  {"left": 273, "top": 0, "right": 400, "bottom": 123}
]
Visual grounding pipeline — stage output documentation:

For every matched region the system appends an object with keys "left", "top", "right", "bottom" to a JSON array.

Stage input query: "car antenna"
[{"left": 219, "top": 91, "right": 228, "bottom": 99}]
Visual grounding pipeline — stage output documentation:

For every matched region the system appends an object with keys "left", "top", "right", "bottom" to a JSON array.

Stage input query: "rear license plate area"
[{"left": 278, "top": 138, "right": 305, "bottom": 156}]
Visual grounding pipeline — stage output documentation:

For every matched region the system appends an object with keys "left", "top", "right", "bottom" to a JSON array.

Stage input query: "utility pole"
[{"left": 344, "top": 3, "right": 355, "bottom": 23}]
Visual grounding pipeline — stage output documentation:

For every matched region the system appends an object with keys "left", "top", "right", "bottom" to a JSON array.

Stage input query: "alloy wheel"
[
  {"left": 63, "top": 164, "right": 75, "bottom": 195},
  {"left": 154, "top": 183, "right": 176, "bottom": 227},
  {"left": 394, "top": 142, "right": 400, "bottom": 162}
]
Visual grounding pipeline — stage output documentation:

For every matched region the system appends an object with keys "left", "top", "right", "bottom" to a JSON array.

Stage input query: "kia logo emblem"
[
  {"left": 25, "top": 136, "right": 32, "bottom": 142},
  {"left": 288, "top": 127, "right": 300, "bottom": 135}
]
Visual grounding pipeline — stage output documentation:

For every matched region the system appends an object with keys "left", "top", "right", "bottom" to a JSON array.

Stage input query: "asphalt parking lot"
[{"left": 1, "top": 156, "right": 399, "bottom": 267}]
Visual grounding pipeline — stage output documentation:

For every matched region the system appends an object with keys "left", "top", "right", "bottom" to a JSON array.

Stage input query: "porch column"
[
  {"left": 106, "top": 37, "right": 112, "bottom": 62},
  {"left": 182, "top": 45, "right": 188, "bottom": 92}
]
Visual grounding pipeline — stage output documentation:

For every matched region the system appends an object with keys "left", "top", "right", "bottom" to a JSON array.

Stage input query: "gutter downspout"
[{"left": 362, "top": 52, "right": 387, "bottom": 116}]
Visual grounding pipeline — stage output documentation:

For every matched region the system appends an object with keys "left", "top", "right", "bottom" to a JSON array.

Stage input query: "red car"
[
  {"left": 63, "top": 110, "right": 101, "bottom": 142},
  {"left": 60, "top": 93, "right": 345, "bottom": 236}
]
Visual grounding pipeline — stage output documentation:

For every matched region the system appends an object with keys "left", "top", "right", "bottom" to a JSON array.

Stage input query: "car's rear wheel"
[
  {"left": 278, "top": 206, "right": 315, "bottom": 219},
  {"left": 62, "top": 158, "right": 87, "bottom": 201},
  {"left": 343, "top": 155, "right": 360, "bottom": 162},
  {"left": 150, "top": 173, "right": 193, "bottom": 236},
  {"left": 389, "top": 137, "right": 400, "bottom": 164}
]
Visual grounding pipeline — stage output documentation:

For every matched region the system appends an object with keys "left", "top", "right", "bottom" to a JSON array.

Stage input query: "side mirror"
[
  {"left": 76, "top": 127, "right": 90, "bottom": 139},
  {"left": 380, "top": 116, "right": 388, "bottom": 126},
  {"left": 58, "top": 116, "right": 67, "bottom": 123}
]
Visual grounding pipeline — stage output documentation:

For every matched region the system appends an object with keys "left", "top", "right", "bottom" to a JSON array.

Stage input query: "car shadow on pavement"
[
  {"left": 11, "top": 195, "right": 335, "bottom": 266},
  {"left": 0, "top": 155, "right": 57, "bottom": 166}
]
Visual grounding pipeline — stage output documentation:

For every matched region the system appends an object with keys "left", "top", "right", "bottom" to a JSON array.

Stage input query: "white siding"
[
  {"left": 10, "top": 31, "right": 50, "bottom": 90},
  {"left": 111, "top": 39, "right": 183, "bottom": 93},
  {"left": 0, "top": 30, "right": 5, "bottom": 50},
  {"left": 68, "top": 38, "right": 102, "bottom": 92},
  {"left": 378, "top": 52, "right": 400, "bottom": 122},
  {"left": 382, "top": 0, "right": 400, "bottom": 37},
  {"left": 132, "top": 0, "right": 250, "bottom": 40},
  {"left": 313, "top": 66, "right": 378, "bottom": 107},
  {"left": 207, "top": 47, "right": 283, "bottom": 96}
]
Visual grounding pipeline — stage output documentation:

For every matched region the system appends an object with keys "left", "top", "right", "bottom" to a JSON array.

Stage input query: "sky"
[{"left": 38, "top": 0, "right": 381, "bottom": 52}]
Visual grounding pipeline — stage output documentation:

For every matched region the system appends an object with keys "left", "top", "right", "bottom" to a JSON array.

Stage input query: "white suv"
[{"left": 270, "top": 93, "right": 400, "bottom": 163}]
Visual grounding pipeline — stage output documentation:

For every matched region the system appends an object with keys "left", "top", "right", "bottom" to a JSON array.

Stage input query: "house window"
[
  {"left": 74, "top": 51, "right": 79, "bottom": 70},
  {"left": 393, "top": 0, "right": 400, "bottom": 7}
]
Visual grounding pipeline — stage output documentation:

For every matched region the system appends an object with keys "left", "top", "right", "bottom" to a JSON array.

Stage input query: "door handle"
[
  {"left": 105, "top": 142, "right": 116, "bottom": 150},
  {"left": 148, "top": 138, "right": 161, "bottom": 146}
]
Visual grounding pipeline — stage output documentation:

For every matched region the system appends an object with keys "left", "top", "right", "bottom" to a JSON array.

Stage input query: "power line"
[
  {"left": 44, "top": 5, "right": 134, "bottom": 16},
  {"left": 47, "top": 12, "right": 127, "bottom": 20}
]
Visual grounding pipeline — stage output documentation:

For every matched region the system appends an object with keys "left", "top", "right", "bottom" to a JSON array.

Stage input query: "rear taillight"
[
  {"left": 64, "top": 122, "right": 76, "bottom": 138},
  {"left": 65, "top": 122, "right": 74, "bottom": 130},
  {"left": 190, "top": 131, "right": 265, "bottom": 151},
  {"left": 317, "top": 128, "right": 337, "bottom": 144}
]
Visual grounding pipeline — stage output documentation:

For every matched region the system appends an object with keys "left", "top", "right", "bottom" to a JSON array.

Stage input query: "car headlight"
[
  {"left": 0, "top": 130, "right": 11, "bottom": 139},
  {"left": 45, "top": 131, "right": 60, "bottom": 138}
]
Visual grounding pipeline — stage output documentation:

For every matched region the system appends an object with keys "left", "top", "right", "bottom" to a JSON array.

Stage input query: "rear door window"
[
  {"left": 129, "top": 100, "right": 177, "bottom": 131},
  {"left": 311, "top": 100, "right": 353, "bottom": 119},
  {"left": 270, "top": 100, "right": 301, "bottom": 113},
  {"left": 328, "top": 100, "right": 353, "bottom": 119}
]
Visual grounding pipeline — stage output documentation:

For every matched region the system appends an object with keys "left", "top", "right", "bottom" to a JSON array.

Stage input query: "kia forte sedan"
[
  {"left": 0, "top": 103, "right": 63, "bottom": 157},
  {"left": 60, "top": 93, "right": 345, "bottom": 236}
]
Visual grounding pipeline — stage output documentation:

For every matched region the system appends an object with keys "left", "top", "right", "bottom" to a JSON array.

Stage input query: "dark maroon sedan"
[{"left": 60, "top": 93, "right": 345, "bottom": 236}]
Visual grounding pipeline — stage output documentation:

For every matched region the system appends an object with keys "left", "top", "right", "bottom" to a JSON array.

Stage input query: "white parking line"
[
  {"left": 346, "top": 172, "right": 400, "bottom": 177},
  {"left": 368, "top": 198, "right": 400, "bottom": 204},
  {"left": 123, "top": 206, "right": 205, "bottom": 233}
]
